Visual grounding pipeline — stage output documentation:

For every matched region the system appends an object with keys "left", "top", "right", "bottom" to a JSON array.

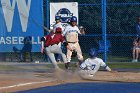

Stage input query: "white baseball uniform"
[
  {"left": 79, "top": 57, "right": 111, "bottom": 78},
  {"left": 53, "top": 22, "right": 64, "bottom": 47},
  {"left": 53, "top": 22, "right": 63, "bottom": 33},
  {"left": 63, "top": 25, "right": 83, "bottom": 62}
]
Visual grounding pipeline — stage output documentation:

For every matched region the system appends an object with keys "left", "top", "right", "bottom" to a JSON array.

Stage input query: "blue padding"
[{"left": 17, "top": 82, "right": 140, "bottom": 93}]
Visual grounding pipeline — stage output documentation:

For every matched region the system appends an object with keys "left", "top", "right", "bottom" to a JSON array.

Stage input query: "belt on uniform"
[
  {"left": 46, "top": 43, "right": 58, "bottom": 47},
  {"left": 67, "top": 42, "right": 77, "bottom": 43}
]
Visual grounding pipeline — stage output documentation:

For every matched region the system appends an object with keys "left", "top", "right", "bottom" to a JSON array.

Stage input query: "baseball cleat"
[{"left": 65, "top": 62, "right": 70, "bottom": 69}]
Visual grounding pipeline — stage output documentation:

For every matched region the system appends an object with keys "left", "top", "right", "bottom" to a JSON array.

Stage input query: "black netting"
[{"left": 1, "top": 0, "right": 140, "bottom": 62}]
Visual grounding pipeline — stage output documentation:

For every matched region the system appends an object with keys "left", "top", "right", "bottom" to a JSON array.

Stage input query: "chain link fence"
[
  {"left": 0, "top": 0, "right": 140, "bottom": 62},
  {"left": 49, "top": 0, "right": 140, "bottom": 62}
]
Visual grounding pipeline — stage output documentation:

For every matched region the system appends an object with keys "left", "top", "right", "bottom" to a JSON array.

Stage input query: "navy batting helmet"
[
  {"left": 55, "top": 16, "right": 61, "bottom": 21},
  {"left": 89, "top": 48, "right": 98, "bottom": 58},
  {"left": 70, "top": 16, "right": 77, "bottom": 22}
]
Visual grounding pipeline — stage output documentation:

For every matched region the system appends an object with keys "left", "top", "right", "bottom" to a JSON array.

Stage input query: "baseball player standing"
[
  {"left": 79, "top": 48, "right": 112, "bottom": 79},
  {"left": 54, "top": 16, "right": 64, "bottom": 62},
  {"left": 132, "top": 17, "right": 140, "bottom": 62},
  {"left": 53, "top": 16, "right": 64, "bottom": 62},
  {"left": 41, "top": 27, "right": 67, "bottom": 69},
  {"left": 132, "top": 38, "right": 140, "bottom": 62},
  {"left": 44, "top": 16, "right": 63, "bottom": 33},
  {"left": 53, "top": 16, "right": 64, "bottom": 33},
  {"left": 63, "top": 16, "right": 84, "bottom": 69},
  {"left": 44, "top": 16, "right": 64, "bottom": 63}
]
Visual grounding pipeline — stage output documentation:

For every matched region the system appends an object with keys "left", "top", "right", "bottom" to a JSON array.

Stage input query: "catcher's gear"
[
  {"left": 89, "top": 48, "right": 98, "bottom": 58},
  {"left": 55, "top": 27, "right": 62, "bottom": 33},
  {"left": 71, "top": 50, "right": 77, "bottom": 57},
  {"left": 70, "top": 16, "right": 77, "bottom": 22}
]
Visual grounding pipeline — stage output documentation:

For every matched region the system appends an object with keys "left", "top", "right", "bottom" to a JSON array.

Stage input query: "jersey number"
[{"left": 91, "top": 64, "right": 96, "bottom": 70}]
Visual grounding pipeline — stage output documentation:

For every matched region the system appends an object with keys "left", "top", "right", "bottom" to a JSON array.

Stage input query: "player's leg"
[
  {"left": 78, "top": 70, "right": 96, "bottom": 79},
  {"left": 51, "top": 45, "right": 69, "bottom": 69},
  {"left": 47, "top": 53, "right": 59, "bottom": 69},
  {"left": 132, "top": 47, "right": 136, "bottom": 62},
  {"left": 55, "top": 47, "right": 67, "bottom": 63},
  {"left": 65, "top": 49, "right": 72, "bottom": 69},
  {"left": 136, "top": 48, "right": 140, "bottom": 62},
  {"left": 135, "top": 48, "right": 140, "bottom": 62},
  {"left": 74, "top": 43, "right": 84, "bottom": 65},
  {"left": 55, "top": 53, "right": 62, "bottom": 63},
  {"left": 58, "top": 50, "right": 69, "bottom": 69},
  {"left": 20, "top": 50, "right": 23, "bottom": 62},
  {"left": 45, "top": 47, "right": 59, "bottom": 69}
]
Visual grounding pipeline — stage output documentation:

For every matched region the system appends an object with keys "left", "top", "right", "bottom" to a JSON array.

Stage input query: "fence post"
[
  {"left": 102, "top": 0, "right": 107, "bottom": 62},
  {"left": 44, "top": 0, "right": 50, "bottom": 62},
  {"left": 46, "top": 0, "right": 50, "bottom": 34}
]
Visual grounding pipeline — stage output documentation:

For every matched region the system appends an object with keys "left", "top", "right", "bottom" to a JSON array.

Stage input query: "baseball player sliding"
[
  {"left": 63, "top": 16, "right": 84, "bottom": 69},
  {"left": 41, "top": 27, "right": 67, "bottom": 69},
  {"left": 79, "top": 48, "right": 112, "bottom": 79}
]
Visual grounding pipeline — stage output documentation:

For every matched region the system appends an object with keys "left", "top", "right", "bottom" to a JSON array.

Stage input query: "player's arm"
[
  {"left": 100, "top": 61, "right": 119, "bottom": 73},
  {"left": 40, "top": 37, "right": 46, "bottom": 54},
  {"left": 79, "top": 59, "right": 89, "bottom": 70},
  {"left": 80, "top": 62, "right": 87, "bottom": 70},
  {"left": 100, "top": 60, "right": 112, "bottom": 72},
  {"left": 79, "top": 26, "right": 85, "bottom": 35},
  {"left": 77, "top": 28, "right": 82, "bottom": 35},
  {"left": 104, "top": 65, "right": 112, "bottom": 71},
  {"left": 44, "top": 26, "right": 53, "bottom": 33},
  {"left": 61, "top": 35, "right": 72, "bottom": 51},
  {"left": 77, "top": 27, "right": 85, "bottom": 35},
  {"left": 44, "top": 26, "right": 50, "bottom": 32},
  {"left": 62, "top": 26, "right": 67, "bottom": 36}
]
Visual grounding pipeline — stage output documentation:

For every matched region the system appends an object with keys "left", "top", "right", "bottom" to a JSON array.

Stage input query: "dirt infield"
[
  {"left": 0, "top": 63, "right": 140, "bottom": 93},
  {"left": 0, "top": 70, "right": 140, "bottom": 92}
]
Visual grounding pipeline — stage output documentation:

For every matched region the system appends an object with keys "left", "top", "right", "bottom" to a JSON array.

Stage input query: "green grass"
[
  {"left": 107, "top": 62, "right": 140, "bottom": 69},
  {"left": 0, "top": 62, "right": 140, "bottom": 71},
  {"left": 0, "top": 65, "right": 20, "bottom": 70},
  {"left": 59, "top": 62, "right": 140, "bottom": 69},
  {"left": 0, "top": 64, "right": 51, "bottom": 70}
]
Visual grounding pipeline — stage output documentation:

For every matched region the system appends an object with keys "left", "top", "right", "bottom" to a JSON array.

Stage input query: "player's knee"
[{"left": 78, "top": 55, "right": 83, "bottom": 61}]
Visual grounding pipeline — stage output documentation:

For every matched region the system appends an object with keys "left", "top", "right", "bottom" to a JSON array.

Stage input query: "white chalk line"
[{"left": 0, "top": 79, "right": 57, "bottom": 90}]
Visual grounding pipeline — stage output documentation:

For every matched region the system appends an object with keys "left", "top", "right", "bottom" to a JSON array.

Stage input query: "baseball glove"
[{"left": 71, "top": 50, "right": 77, "bottom": 57}]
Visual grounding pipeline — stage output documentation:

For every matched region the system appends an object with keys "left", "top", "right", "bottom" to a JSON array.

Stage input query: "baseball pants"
[
  {"left": 45, "top": 44, "right": 67, "bottom": 69},
  {"left": 67, "top": 42, "right": 83, "bottom": 62}
]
